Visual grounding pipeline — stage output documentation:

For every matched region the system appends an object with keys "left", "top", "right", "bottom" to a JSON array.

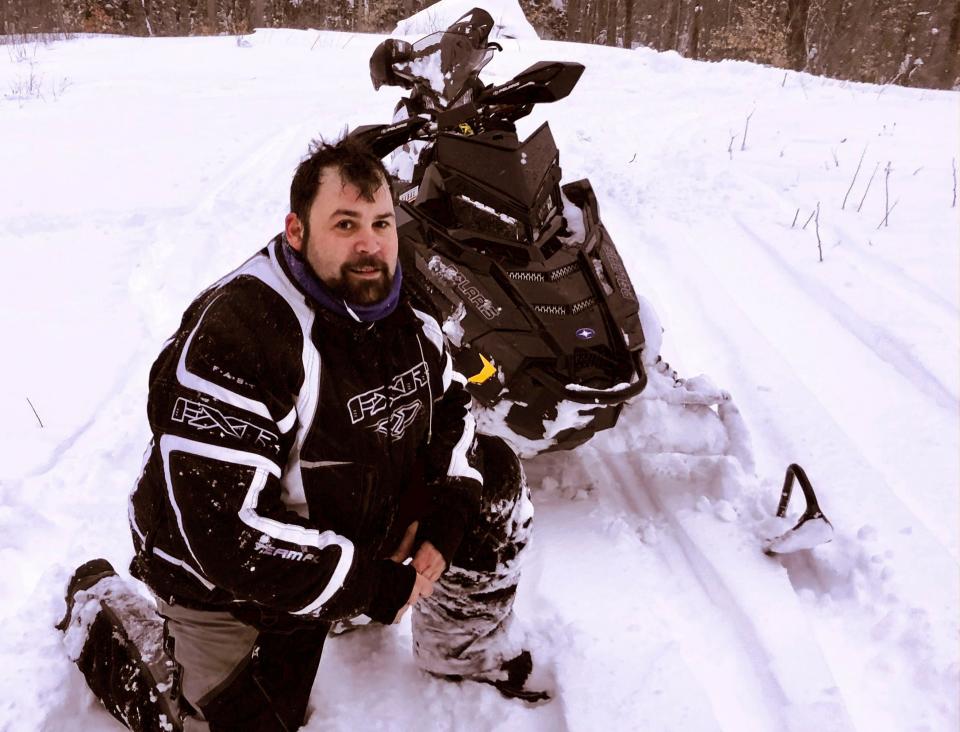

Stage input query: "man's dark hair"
[{"left": 289, "top": 136, "right": 393, "bottom": 234}]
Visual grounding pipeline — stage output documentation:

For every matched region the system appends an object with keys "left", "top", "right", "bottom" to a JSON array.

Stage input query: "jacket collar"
[{"left": 275, "top": 234, "right": 403, "bottom": 323}]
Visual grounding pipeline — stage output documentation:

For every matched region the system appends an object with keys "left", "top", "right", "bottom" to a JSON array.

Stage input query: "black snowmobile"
[
  {"left": 353, "top": 8, "right": 832, "bottom": 552},
  {"left": 353, "top": 8, "right": 647, "bottom": 452}
]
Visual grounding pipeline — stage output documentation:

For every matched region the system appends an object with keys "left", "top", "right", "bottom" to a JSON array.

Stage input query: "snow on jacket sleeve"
[
  {"left": 411, "top": 309, "right": 484, "bottom": 563},
  {"left": 144, "top": 279, "right": 414, "bottom": 622}
]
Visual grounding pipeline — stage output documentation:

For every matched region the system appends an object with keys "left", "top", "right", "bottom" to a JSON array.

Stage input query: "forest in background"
[{"left": 1, "top": 0, "right": 957, "bottom": 89}]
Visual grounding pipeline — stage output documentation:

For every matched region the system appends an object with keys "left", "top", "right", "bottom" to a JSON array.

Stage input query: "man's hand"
[
  {"left": 412, "top": 541, "right": 446, "bottom": 582},
  {"left": 388, "top": 520, "right": 419, "bottom": 563},
  {"left": 392, "top": 571, "right": 434, "bottom": 624}
]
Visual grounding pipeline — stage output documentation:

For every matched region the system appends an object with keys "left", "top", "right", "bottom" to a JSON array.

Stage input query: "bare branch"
[
  {"left": 882, "top": 161, "right": 893, "bottom": 227},
  {"left": 26, "top": 397, "right": 43, "bottom": 427},
  {"left": 791, "top": 208, "right": 800, "bottom": 228},
  {"left": 877, "top": 200, "right": 899, "bottom": 229},
  {"left": 802, "top": 209, "right": 816, "bottom": 230},
  {"left": 953, "top": 158, "right": 957, "bottom": 208},
  {"left": 815, "top": 202, "right": 823, "bottom": 262},
  {"left": 740, "top": 109, "right": 755, "bottom": 152},
  {"left": 857, "top": 162, "right": 880, "bottom": 213},
  {"left": 842, "top": 145, "right": 867, "bottom": 209}
]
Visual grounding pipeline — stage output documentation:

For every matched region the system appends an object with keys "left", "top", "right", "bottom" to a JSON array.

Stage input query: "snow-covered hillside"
[{"left": 0, "top": 11, "right": 957, "bottom": 732}]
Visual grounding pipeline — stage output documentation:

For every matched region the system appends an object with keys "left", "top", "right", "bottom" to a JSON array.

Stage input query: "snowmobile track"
[{"left": 590, "top": 447, "right": 855, "bottom": 732}]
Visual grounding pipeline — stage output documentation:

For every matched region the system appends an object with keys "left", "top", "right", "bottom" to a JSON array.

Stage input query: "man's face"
[{"left": 285, "top": 166, "right": 398, "bottom": 305}]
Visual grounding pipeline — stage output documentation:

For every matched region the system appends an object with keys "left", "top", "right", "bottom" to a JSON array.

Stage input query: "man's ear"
[{"left": 285, "top": 212, "right": 304, "bottom": 252}]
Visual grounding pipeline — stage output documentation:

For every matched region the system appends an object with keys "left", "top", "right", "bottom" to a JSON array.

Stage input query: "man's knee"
[
  {"left": 451, "top": 435, "right": 533, "bottom": 573},
  {"left": 158, "top": 601, "right": 328, "bottom": 732},
  {"left": 475, "top": 434, "right": 524, "bottom": 506},
  {"left": 158, "top": 600, "right": 258, "bottom": 716}
]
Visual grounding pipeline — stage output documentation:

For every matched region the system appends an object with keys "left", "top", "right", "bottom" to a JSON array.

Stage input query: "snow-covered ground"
[{"left": 0, "top": 7, "right": 957, "bottom": 732}]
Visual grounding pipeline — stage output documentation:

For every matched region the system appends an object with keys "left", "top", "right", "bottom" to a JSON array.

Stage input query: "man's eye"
[
  {"left": 336, "top": 220, "right": 353, "bottom": 230},
  {"left": 374, "top": 220, "right": 392, "bottom": 229}
]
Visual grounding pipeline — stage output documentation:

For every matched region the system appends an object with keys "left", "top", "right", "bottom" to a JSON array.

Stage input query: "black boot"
[
  {"left": 56, "top": 558, "right": 117, "bottom": 631},
  {"left": 58, "top": 559, "right": 183, "bottom": 732},
  {"left": 443, "top": 650, "right": 552, "bottom": 704}
]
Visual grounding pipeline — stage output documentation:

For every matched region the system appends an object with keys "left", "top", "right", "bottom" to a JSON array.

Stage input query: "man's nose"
[{"left": 353, "top": 226, "right": 382, "bottom": 254}]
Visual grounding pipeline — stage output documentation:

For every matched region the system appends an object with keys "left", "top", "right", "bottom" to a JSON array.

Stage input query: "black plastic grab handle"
[
  {"left": 776, "top": 463, "right": 826, "bottom": 521},
  {"left": 529, "top": 350, "right": 647, "bottom": 406}
]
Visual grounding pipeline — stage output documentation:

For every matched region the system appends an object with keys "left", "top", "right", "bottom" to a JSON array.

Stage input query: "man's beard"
[
  {"left": 325, "top": 255, "right": 393, "bottom": 305},
  {"left": 303, "top": 226, "right": 393, "bottom": 305}
]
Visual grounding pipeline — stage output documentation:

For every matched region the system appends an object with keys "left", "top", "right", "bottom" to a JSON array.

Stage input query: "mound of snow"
[{"left": 392, "top": 0, "right": 539, "bottom": 40}]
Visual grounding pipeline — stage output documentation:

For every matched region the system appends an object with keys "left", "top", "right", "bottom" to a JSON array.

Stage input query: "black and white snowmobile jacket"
[{"left": 129, "top": 235, "right": 483, "bottom": 626}]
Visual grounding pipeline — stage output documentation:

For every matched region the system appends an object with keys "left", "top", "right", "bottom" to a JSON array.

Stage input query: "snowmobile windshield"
[{"left": 394, "top": 30, "right": 494, "bottom": 109}]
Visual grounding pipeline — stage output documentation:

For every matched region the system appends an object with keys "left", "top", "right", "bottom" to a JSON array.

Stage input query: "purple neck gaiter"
[{"left": 280, "top": 238, "right": 402, "bottom": 323}]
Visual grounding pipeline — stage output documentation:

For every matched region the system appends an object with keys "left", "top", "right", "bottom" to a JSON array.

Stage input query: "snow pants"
[
  {"left": 412, "top": 433, "right": 534, "bottom": 678},
  {"left": 157, "top": 601, "right": 329, "bottom": 731},
  {"left": 67, "top": 434, "right": 532, "bottom": 731}
]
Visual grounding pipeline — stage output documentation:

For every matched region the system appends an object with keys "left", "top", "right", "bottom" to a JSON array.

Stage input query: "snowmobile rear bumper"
[{"left": 528, "top": 349, "right": 647, "bottom": 405}]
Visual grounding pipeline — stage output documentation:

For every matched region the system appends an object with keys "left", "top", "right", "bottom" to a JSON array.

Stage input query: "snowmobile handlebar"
[
  {"left": 355, "top": 60, "right": 586, "bottom": 160},
  {"left": 394, "top": 61, "right": 585, "bottom": 139},
  {"left": 348, "top": 117, "right": 431, "bottom": 160},
  {"left": 475, "top": 61, "right": 585, "bottom": 106}
]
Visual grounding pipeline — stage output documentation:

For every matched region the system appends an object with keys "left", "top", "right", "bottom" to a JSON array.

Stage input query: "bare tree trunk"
[
  {"left": 178, "top": 0, "right": 190, "bottom": 33},
  {"left": 589, "top": 0, "right": 603, "bottom": 43},
  {"left": 566, "top": 0, "right": 581, "bottom": 40},
  {"left": 947, "top": 0, "right": 960, "bottom": 86},
  {"left": 899, "top": 6, "right": 924, "bottom": 85},
  {"left": 160, "top": 0, "right": 179, "bottom": 35},
  {"left": 249, "top": 0, "right": 264, "bottom": 29},
  {"left": 623, "top": 0, "right": 634, "bottom": 48},
  {"left": 661, "top": 0, "right": 679, "bottom": 50},
  {"left": 688, "top": 1, "right": 701, "bottom": 58},
  {"left": 649, "top": 0, "right": 670, "bottom": 48},
  {"left": 786, "top": 0, "right": 811, "bottom": 70},
  {"left": 672, "top": 0, "right": 683, "bottom": 51},
  {"left": 128, "top": 0, "right": 147, "bottom": 35},
  {"left": 207, "top": 0, "right": 216, "bottom": 31},
  {"left": 606, "top": 0, "right": 619, "bottom": 45}
]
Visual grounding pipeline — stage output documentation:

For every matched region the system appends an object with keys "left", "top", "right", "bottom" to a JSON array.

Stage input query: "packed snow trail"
[{"left": 0, "top": 19, "right": 956, "bottom": 732}]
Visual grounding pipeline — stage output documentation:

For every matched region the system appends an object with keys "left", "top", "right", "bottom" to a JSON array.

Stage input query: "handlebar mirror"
[{"left": 370, "top": 39, "right": 414, "bottom": 90}]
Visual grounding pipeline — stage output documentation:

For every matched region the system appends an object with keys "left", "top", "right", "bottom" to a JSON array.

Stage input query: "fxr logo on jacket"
[
  {"left": 172, "top": 396, "right": 279, "bottom": 449},
  {"left": 347, "top": 361, "right": 429, "bottom": 440}
]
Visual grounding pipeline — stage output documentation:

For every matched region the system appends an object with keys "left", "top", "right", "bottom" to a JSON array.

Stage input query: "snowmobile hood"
[{"left": 435, "top": 123, "right": 558, "bottom": 223}]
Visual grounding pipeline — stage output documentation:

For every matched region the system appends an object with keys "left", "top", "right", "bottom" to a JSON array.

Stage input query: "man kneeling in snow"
[{"left": 57, "top": 137, "right": 548, "bottom": 732}]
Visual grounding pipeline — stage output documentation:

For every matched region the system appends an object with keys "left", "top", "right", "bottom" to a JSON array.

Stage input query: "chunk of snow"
[{"left": 764, "top": 516, "right": 834, "bottom": 554}]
